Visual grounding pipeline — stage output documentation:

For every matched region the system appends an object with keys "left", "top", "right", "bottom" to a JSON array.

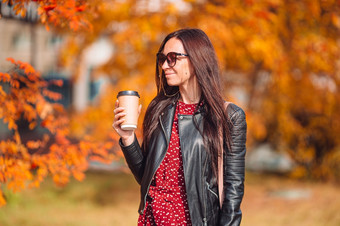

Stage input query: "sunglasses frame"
[{"left": 157, "top": 52, "right": 189, "bottom": 68}]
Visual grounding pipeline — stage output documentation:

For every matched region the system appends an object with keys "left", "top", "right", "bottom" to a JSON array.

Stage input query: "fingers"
[
  {"left": 112, "top": 118, "right": 125, "bottom": 130},
  {"left": 114, "top": 110, "right": 126, "bottom": 120},
  {"left": 113, "top": 106, "right": 125, "bottom": 115},
  {"left": 113, "top": 104, "right": 126, "bottom": 132}
]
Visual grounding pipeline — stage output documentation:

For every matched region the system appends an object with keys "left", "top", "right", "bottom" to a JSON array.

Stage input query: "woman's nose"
[{"left": 162, "top": 60, "right": 170, "bottom": 70}]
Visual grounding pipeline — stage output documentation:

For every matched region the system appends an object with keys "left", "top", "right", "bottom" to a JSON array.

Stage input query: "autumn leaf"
[
  {"left": 76, "top": 5, "right": 86, "bottom": 12},
  {"left": 55, "top": 132, "right": 70, "bottom": 145},
  {"left": 10, "top": 80, "right": 20, "bottom": 88},
  {"left": 6, "top": 57, "right": 16, "bottom": 64},
  {"left": 43, "top": 4, "right": 57, "bottom": 12},
  {"left": 1, "top": 0, "right": 339, "bottom": 209},
  {"left": 8, "top": 119, "right": 18, "bottom": 130},
  {"left": 49, "top": 79, "right": 63, "bottom": 87},
  {"left": 72, "top": 170, "right": 85, "bottom": 181},
  {"left": 27, "top": 140, "right": 41, "bottom": 149},
  {"left": 0, "top": 191, "right": 6, "bottom": 207},
  {"left": 0, "top": 73, "right": 11, "bottom": 82},
  {"left": 43, "top": 89, "right": 62, "bottom": 101}
]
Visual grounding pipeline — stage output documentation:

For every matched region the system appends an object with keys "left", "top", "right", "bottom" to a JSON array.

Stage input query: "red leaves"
[
  {"left": 76, "top": 5, "right": 86, "bottom": 12},
  {"left": 43, "top": 4, "right": 57, "bottom": 12}
]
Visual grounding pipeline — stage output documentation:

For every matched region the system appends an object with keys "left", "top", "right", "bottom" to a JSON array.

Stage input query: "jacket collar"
[{"left": 159, "top": 101, "right": 205, "bottom": 142}]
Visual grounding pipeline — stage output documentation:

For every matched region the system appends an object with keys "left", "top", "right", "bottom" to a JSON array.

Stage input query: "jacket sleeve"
[
  {"left": 119, "top": 135, "right": 146, "bottom": 184},
  {"left": 220, "top": 105, "right": 247, "bottom": 226}
]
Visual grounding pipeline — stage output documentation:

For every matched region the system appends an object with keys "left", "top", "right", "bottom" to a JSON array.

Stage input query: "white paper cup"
[{"left": 117, "top": 90, "right": 140, "bottom": 130}]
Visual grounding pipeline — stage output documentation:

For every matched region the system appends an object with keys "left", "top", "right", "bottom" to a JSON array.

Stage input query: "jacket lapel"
[{"left": 159, "top": 103, "right": 176, "bottom": 145}]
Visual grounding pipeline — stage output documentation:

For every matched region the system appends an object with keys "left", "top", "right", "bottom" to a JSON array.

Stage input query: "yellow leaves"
[
  {"left": 247, "top": 112, "right": 267, "bottom": 144},
  {"left": 53, "top": 173, "right": 70, "bottom": 187},
  {"left": 247, "top": 36, "right": 282, "bottom": 69},
  {"left": 306, "top": 0, "right": 321, "bottom": 19},
  {"left": 292, "top": 34, "right": 337, "bottom": 73},
  {"left": 2, "top": 157, "right": 33, "bottom": 193},
  {"left": 1, "top": 0, "right": 338, "bottom": 205},
  {"left": 290, "top": 165, "right": 308, "bottom": 179},
  {"left": 1, "top": 140, "right": 19, "bottom": 155},
  {"left": 331, "top": 13, "right": 340, "bottom": 28},
  {"left": 0, "top": 57, "right": 93, "bottom": 206}
]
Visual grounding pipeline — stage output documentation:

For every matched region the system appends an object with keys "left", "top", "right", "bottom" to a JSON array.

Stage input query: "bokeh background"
[{"left": 1, "top": 0, "right": 340, "bottom": 225}]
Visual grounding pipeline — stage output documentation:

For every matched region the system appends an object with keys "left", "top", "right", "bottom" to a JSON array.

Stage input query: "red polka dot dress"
[{"left": 138, "top": 101, "right": 199, "bottom": 226}]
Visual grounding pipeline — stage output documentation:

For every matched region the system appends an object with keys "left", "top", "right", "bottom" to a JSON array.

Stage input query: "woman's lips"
[{"left": 165, "top": 73, "right": 175, "bottom": 77}]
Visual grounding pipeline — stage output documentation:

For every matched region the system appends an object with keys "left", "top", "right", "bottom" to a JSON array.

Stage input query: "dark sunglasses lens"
[
  {"left": 157, "top": 53, "right": 166, "bottom": 66},
  {"left": 167, "top": 52, "right": 177, "bottom": 67}
]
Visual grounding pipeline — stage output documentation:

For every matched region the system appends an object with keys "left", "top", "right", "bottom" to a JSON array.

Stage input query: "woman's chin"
[{"left": 165, "top": 78, "right": 180, "bottom": 86}]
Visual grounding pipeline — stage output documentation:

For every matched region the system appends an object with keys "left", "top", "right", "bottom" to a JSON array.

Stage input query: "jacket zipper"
[
  {"left": 206, "top": 182, "right": 219, "bottom": 199},
  {"left": 141, "top": 114, "right": 169, "bottom": 214},
  {"left": 202, "top": 155, "right": 208, "bottom": 225}
]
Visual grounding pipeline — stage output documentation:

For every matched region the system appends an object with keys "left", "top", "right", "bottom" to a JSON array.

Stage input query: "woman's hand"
[{"left": 112, "top": 100, "right": 141, "bottom": 146}]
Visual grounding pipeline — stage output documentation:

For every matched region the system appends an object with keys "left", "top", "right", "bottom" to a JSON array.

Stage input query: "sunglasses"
[{"left": 157, "top": 52, "right": 189, "bottom": 67}]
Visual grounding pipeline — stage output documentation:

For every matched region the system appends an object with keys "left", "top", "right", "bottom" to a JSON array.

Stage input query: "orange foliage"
[
  {"left": 0, "top": 59, "right": 115, "bottom": 206},
  {"left": 67, "top": 0, "right": 339, "bottom": 181},
  {"left": 2, "top": 0, "right": 340, "bottom": 207},
  {"left": 58, "top": 0, "right": 340, "bottom": 183},
  {"left": 3, "top": 0, "right": 93, "bottom": 31}
]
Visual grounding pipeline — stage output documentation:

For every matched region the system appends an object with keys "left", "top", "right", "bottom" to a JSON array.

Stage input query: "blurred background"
[{"left": 0, "top": 0, "right": 340, "bottom": 225}]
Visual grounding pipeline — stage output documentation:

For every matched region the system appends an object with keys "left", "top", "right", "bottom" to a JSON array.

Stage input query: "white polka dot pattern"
[{"left": 138, "top": 101, "right": 199, "bottom": 226}]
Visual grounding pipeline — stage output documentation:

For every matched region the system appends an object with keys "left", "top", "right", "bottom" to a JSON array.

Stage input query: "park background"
[{"left": 0, "top": 0, "right": 340, "bottom": 225}]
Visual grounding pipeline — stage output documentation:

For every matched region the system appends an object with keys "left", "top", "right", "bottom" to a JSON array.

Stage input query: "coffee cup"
[{"left": 117, "top": 90, "right": 140, "bottom": 130}]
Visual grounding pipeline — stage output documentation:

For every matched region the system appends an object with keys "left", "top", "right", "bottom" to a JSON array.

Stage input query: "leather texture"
[{"left": 120, "top": 102, "right": 247, "bottom": 226}]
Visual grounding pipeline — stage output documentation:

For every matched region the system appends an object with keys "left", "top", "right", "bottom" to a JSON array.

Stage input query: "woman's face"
[{"left": 160, "top": 38, "right": 195, "bottom": 88}]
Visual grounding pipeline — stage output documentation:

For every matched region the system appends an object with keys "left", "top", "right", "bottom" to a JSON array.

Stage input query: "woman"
[{"left": 113, "top": 28, "right": 247, "bottom": 226}]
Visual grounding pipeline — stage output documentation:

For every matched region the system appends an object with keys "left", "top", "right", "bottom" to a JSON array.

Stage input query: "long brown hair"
[{"left": 143, "top": 28, "right": 232, "bottom": 175}]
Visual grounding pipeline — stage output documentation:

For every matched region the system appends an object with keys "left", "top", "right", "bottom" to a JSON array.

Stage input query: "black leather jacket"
[{"left": 120, "top": 102, "right": 247, "bottom": 226}]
